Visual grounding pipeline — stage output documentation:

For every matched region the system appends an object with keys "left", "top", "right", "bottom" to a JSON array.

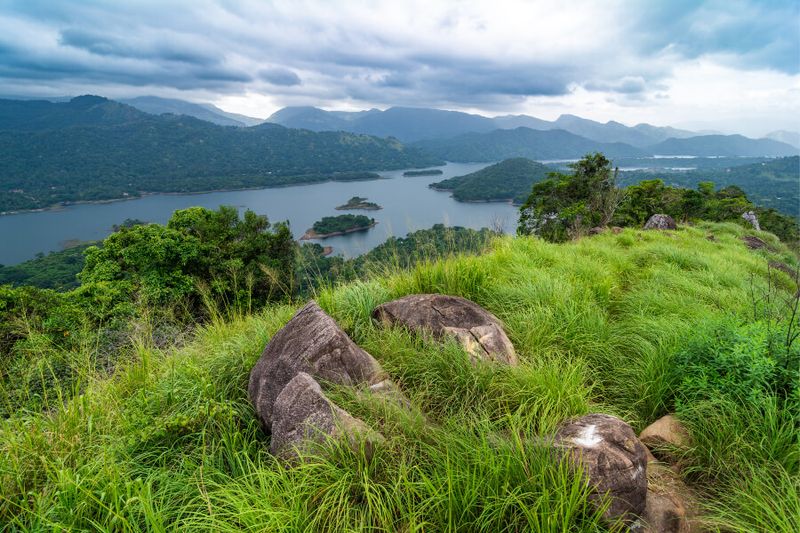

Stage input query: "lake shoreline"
[{"left": 0, "top": 175, "right": 398, "bottom": 217}]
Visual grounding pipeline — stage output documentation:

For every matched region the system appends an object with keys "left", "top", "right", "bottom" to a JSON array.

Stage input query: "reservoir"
[{"left": 0, "top": 162, "right": 517, "bottom": 265}]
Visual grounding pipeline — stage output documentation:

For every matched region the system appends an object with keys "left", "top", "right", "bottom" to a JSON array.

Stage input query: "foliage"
[
  {"left": 518, "top": 153, "right": 622, "bottom": 242},
  {"left": 432, "top": 157, "right": 552, "bottom": 203},
  {"left": 619, "top": 156, "right": 800, "bottom": 218},
  {"left": 671, "top": 318, "right": 800, "bottom": 408},
  {"left": 80, "top": 206, "right": 295, "bottom": 314},
  {"left": 0, "top": 97, "right": 441, "bottom": 213},
  {"left": 310, "top": 214, "right": 375, "bottom": 236},
  {"left": 2, "top": 222, "right": 798, "bottom": 529},
  {"left": 0, "top": 243, "right": 92, "bottom": 290}
]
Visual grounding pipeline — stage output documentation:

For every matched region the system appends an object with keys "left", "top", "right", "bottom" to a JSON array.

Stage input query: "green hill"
[
  {"left": 1, "top": 221, "right": 798, "bottom": 531},
  {"left": 431, "top": 157, "right": 553, "bottom": 203},
  {"left": 0, "top": 96, "right": 441, "bottom": 213},
  {"left": 413, "top": 127, "right": 647, "bottom": 162}
]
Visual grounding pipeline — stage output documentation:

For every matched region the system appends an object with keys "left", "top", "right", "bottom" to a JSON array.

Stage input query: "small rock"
[
  {"left": 742, "top": 235, "right": 767, "bottom": 249},
  {"left": 706, "top": 234, "right": 716, "bottom": 242},
  {"left": 249, "top": 301, "right": 387, "bottom": 432},
  {"left": 640, "top": 415, "right": 691, "bottom": 463},
  {"left": 270, "top": 372, "right": 383, "bottom": 462},
  {"left": 372, "top": 294, "right": 517, "bottom": 365},
  {"left": 612, "top": 226, "right": 623, "bottom": 234},
  {"left": 769, "top": 260, "right": 798, "bottom": 280},
  {"left": 741, "top": 211, "right": 761, "bottom": 231},
  {"left": 554, "top": 413, "right": 648, "bottom": 524},
  {"left": 644, "top": 214, "right": 677, "bottom": 230},
  {"left": 589, "top": 226, "right": 605, "bottom": 235},
  {"left": 635, "top": 462, "right": 700, "bottom": 533}
]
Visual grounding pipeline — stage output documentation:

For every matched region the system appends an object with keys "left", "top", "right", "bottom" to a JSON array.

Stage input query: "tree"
[
  {"left": 518, "top": 153, "right": 620, "bottom": 242},
  {"left": 80, "top": 206, "right": 295, "bottom": 315}
]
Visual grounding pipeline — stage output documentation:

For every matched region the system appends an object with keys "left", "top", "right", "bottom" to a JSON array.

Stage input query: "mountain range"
[{"left": 266, "top": 105, "right": 703, "bottom": 146}]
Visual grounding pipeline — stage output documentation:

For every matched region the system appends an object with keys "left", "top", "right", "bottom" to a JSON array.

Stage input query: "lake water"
[{"left": 0, "top": 162, "right": 519, "bottom": 265}]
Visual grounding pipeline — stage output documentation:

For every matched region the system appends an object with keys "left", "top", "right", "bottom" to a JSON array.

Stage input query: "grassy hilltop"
[{"left": 1, "top": 221, "right": 798, "bottom": 531}]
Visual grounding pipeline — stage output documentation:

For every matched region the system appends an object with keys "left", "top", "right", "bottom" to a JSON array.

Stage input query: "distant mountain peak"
[{"left": 69, "top": 95, "right": 109, "bottom": 107}]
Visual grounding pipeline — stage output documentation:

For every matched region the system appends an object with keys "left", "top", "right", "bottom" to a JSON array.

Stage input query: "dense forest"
[
  {"left": 0, "top": 97, "right": 440, "bottom": 213},
  {"left": 431, "top": 157, "right": 552, "bottom": 203},
  {"left": 309, "top": 214, "right": 376, "bottom": 236},
  {"left": 619, "top": 156, "right": 800, "bottom": 218}
]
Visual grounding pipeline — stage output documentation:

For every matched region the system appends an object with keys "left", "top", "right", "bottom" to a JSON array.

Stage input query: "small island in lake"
[
  {"left": 403, "top": 169, "right": 444, "bottom": 177},
  {"left": 335, "top": 196, "right": 382, "bottom": 210},
  {"left": 301, "top": 214, "right": 377, "bottom": 240}
]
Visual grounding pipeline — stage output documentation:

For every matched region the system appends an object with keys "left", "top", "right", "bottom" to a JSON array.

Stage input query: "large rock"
[
  {"left": 741, "top": 211, "right": 761, "bottom": 231},
  {"left": 372, "top": 294, "right": 517, "bottom": 365},
  {"left": 644, "top": 214, "right": 677, "bottom": 230},
  {"left": 270, "top": 372, "right": 383, "bottom": 461},
  {"left": 248, "top": 301, "right": 387, "bottom": 431},
  {"left": 554, "top": 414, "right": 649, "bottom": 524},
  {"left": 639, "top": 415, "right": 691, "bottom": 463}
]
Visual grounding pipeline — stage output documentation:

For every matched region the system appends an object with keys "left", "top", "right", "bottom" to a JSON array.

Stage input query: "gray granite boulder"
[
  {"left": 372, "top": 294, "right": 517, "bottom": 365},
  {"left": 741, "top": 211, "right": 760, "bottom": 231},
  {"left": 554, "top": 413, "right": 649, "bottom": 524},
  {"left": 270, "top": 372, "right": 383, "bottom": 461},
  {"left": 644, "top": 214, "right": 677, "bottom": 230},
  {"left": 248, "top": 301, "right": 387, "bottom": 432}
]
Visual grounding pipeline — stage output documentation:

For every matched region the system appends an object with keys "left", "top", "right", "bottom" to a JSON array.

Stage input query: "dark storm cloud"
[
  {"left": 0, "top": 0, "right": 795, "bottom": 110},
  {"left": 259, "top": 68, "right": 302, "bottom": 86}
]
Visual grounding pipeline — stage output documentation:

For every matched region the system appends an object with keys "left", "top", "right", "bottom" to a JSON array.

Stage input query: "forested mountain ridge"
[
  {"left": 414, "top": 127, "right": 648, "bottom": 161},
  {"left": 0, "top": 97, "right": 441, "bottom": 213}
]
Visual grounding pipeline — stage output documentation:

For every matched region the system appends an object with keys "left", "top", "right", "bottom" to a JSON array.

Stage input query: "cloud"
[
  {"left": 259, "top": 67, "right": 301, "bottom": 86},
  {"left": 0, "top": 0, "right": 796, "bottom": 135}
]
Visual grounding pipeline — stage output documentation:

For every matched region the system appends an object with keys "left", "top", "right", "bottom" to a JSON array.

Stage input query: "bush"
[{"left": 671, "top": 318, "right": 800, "bottom": 408}]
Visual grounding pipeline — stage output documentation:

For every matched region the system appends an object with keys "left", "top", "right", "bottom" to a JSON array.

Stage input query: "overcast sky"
[{"left": 1, "top": 0, "right": 797, "bottom": 136}]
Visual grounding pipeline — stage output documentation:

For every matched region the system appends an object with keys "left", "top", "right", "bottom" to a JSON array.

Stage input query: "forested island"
[
  {"left": 301, "top": 214, "right": 377, "bottom": 239},
  {"left": 335, "top": 196, "right": 382, "bottom": 210},
  {"left": 403, "top": 169, "right": 444, "bottom": 177}
]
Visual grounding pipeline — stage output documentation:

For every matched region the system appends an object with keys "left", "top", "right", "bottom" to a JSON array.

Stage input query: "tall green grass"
[{"left": 1, "top": 222, "right": 798, "bottom": 530}]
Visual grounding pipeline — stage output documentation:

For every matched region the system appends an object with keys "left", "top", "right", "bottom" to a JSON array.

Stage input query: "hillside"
[
  {"left": 431, "top": 157, "right": 552, "bottom": 203},
  {"left": 413, "top": 127, "right": 647, "bottom": 161},
  {"left": 1, "top": 222, "right": 797, "bottom": 530},
  {"left": 620, "top": 156, "right": 800, "bottom": 218},
  {"left": 0, "top": 97, "right": 441, "bottom": 212},
  {"left": 650, "top": 134, "right": 797, "bottom": 157},
  {"left": 121, "top": 96, "right": 263, "bottom": 127}
]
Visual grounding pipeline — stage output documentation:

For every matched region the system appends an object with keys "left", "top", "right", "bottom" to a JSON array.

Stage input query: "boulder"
[
  {"left": 644, "top": 214, "right": 677, "bottom": 230},
  {"left": 635, "top": 462, "right": 700, "bottom": 533},
  {"left": 639, "top": 415, "right": 691, "bottom": 463},
  {"left": 270, "top": 372, "right": 383, "bottom": 461},
  {"left": 248, "top": 301, "right": 387, "bottom": 431},
  {"left": 741, "top": 211, "right": 761, "bottom": 231},
  {"left": 612, "top": 226, "right": 624, "bottom": 234},
  {"left": 589, "top": 226, "right": 605, "bottom": 235},
  {"left": 554, "top": 413, "right": 648, "bottom": 524},
  {"left": 372, "top": 294, "right": 517, "bottom": 365}
]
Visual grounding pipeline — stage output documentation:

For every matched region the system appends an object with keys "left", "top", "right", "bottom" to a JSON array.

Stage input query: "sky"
[{"left": 0, "top": 0, "right": 797, "bottom": 136}]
